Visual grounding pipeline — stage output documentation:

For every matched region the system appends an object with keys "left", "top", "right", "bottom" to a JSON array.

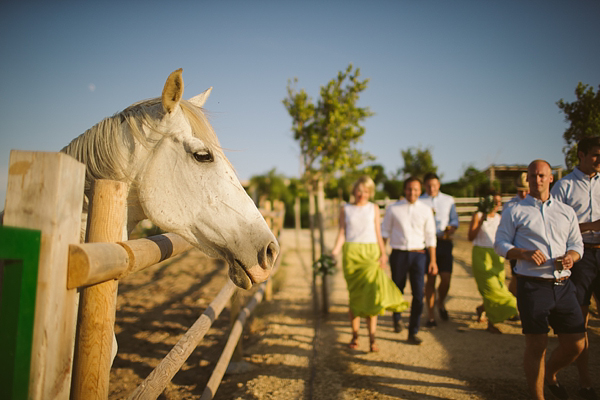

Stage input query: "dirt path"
[
  {"left": 109, "top": 227, "right": 599, "bottom": 399},
  {"left": 218, "top": 227, "right": 600, "bottom": 400}
]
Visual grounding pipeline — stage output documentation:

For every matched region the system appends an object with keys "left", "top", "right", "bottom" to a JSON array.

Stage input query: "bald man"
[{"left": 495, "top": 160, "right": 585, "bottom": 400}]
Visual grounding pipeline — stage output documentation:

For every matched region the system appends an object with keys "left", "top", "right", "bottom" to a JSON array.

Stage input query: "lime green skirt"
[
  {"left": 472, "top": 246, "right": 518, "bottom": 324},
  {"left": 342, "top": 242, "right": 409, "bottom": 318}
]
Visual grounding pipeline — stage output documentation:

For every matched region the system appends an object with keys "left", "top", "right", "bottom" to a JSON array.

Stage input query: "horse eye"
[{"left": 193, "top": 151, "right": 213, "bottom": 163}]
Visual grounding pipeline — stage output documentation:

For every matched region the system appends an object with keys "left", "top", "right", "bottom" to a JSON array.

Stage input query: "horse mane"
[{"left": 61, "top": 97, "right": 227, "bottom": 195}]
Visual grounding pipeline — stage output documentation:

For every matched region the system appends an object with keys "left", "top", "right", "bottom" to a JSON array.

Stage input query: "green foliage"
[
  {"left": 557, "top": 83, "right": 600, "bottom": 170},
  {"left": 325, "top": 164, "right": 387, "bottom": 200},
  {"left": 248, "top": 168, "right": 302, "bottom": 227},
  {"left": 283, "top": 64, "right": 375, "bottom": 182},
  {"left": 400, "top": 146, "right": 438, "bottom": 180},
  {"left": 312, "top": 254, "right": 337, "bottom": 276},
  {"left": 476, "top": 194, "right": 495, "bottom": 215},
  {"left": 441, "top": 165, "right": 496, "bottom": 197}
]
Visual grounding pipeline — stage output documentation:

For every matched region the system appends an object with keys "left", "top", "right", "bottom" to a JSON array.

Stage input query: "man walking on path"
[
  {"left": 382, "top": 176, "right": 438, "bottom": 345},
  {"left": 505, "top": 172, "right": 530, "bottom": 296},
  {"left": 550, "top": 136, "right": 600, "bottom": 400},
  {"left": 420, "top": 172, "right": 459, "bottom": 326},
  {"left": 495, "top": 160, "right": 585, "bottom": 400}
]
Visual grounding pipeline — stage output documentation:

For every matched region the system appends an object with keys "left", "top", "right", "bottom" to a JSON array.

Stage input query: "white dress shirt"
[
  {"left": 551, "top": 167, "right": 600, "bottom": 244},
  {"left": 494, "top": 195, "right": 583, "bottom": 279},
  {"left": 381, "top": 199, "right": 437, "bottom": 250},
  {"left": 419, "top": 192, "right": 459, "bottom": 236}
]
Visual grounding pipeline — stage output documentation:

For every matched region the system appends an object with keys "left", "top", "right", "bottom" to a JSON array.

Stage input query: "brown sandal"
[
  {"left": 476, "top": 305, "right": 487, "bottom": 323},
  {"left": 369, "top": 337, "right": 379, "bottom": 352},
  {"left": 348, "top": 334, "right": 359, "bottom": 349}
]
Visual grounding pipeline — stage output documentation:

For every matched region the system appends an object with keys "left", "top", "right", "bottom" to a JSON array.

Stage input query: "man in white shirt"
[
  {"left": 420, "top": 173, "right": 459, "bottom": 326},
  {"left": 382, "top": 176, "right": 437, "bottom": 345},
  {"left": 495, "top": 160, "right": 585, "bottom": 400},
  {"left": 504, "top": 172, "right": 530, "bottom": 296},
  {"left": 550, "top": 136, "right": 600, "bottom": 400}
]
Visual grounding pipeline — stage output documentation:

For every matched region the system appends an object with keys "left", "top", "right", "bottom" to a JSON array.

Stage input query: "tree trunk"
[{"left": 316, "top": 178, "right": 329, "bottom": 315}]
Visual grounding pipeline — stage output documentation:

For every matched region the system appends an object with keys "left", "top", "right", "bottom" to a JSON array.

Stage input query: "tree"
[
  {"left": 557, "top": 83, "right": 600, "bottom": 170},
  {"left": 400, "top": 146, "right": 438, "bottom": 180},
  {"left": 283, "top": 64, "right": 374, "bottom": 183},
  {"left": 283, "top": 64, "right": 374, "bottom": 313}
]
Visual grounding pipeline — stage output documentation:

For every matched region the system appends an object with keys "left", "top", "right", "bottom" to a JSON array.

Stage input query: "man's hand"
[
  {"left": 560, "top": 253, "right": 575, "bottom": 270},
  {"left": 428, "top": 262, "right": 438, "bottom": 275},
  {"left": 524, "top": 250, "right": 547, "bottom": 266}
]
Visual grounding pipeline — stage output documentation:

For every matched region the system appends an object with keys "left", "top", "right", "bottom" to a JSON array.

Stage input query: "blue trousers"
[{"left": 390, "top": 249, "right": 426, "bottom": 336}]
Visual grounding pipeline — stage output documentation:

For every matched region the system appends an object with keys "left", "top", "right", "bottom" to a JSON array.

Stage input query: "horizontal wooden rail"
[
  {"left": 67, "top": 233, "right": 192, "bottom": 289},
  {"left": 127, "top": 280, "right": 237, "bottom": 400}
]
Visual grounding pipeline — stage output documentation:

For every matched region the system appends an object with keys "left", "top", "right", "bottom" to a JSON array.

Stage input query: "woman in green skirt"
[
  {"left": 332, "top": 176, "right": 409, "bottom": 351},
  {"left": 468, "top": 193, "right": 518, "bottom": 333}
]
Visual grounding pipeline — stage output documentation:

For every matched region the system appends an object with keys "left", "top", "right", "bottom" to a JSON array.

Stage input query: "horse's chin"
[{"left": 228, "top": 266, "right": 253, "bottom": 290}]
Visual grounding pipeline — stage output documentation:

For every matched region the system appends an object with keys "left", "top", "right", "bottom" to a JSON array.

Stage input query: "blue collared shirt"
[
  {"left": 494, "top": 195, "right": 583, "bottom": 279},
  {"left": 550, "top": 167, "right": 600, "bottom": 244},
  {"left": 503, "top": 194, "right": 525, "bottom": 210},
  {"left": 419, "top": 192, "right": 459, "bottom": 236}
]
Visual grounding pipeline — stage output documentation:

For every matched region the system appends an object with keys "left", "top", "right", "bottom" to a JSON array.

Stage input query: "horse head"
[{"left": 128, "top": 69, "right": 279, "bottom": 289}]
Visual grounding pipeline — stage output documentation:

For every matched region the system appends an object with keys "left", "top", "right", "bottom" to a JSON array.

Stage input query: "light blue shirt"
[
  {"left": 503, "top": 194, "right": 526, "bottom": 209},
  {"left": 419, "top": 192, "right": 459, "bottom": 236},
  {"left": 550, "top": 167, "right": 600, "bottom": 244},
  {"left": 494, "top": 195, "right": 583, "bottom": 279}
]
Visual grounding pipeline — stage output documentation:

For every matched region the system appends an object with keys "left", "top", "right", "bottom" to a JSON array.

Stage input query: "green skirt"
[
  {"left": 472, "top": 246, "right": 518, "bottom": 324},
  {"left": 342, "top": 242, "right": 409, "bottom": 318}
]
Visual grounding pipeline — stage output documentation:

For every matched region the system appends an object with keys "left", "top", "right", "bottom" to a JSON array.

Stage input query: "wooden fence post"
[
  {"left": 71, "top": 179, "right": 127, "bottom": 400},
  {"left": 3, "top": 150, "right": 85, "bottom": 400}
]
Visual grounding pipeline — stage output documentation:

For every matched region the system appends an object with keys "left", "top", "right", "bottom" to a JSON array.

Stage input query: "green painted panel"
[{"left": 0, "top": 226, "right": 42, "bottom": 400}]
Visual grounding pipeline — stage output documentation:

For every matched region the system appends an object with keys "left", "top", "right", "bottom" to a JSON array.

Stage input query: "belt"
[
  {"left": 584, "top": 243, "right": 600, "bottom": 249},
  {"left": 515, "top": 274, "right": 569, "bottom": 284},
  {"left": 394, "top": 249, "right": 426, "bottom": 254}
]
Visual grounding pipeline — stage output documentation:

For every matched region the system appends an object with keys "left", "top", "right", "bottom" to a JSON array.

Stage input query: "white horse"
[{"left": 61, "top": 68, "right": 278, "bottom": 289}]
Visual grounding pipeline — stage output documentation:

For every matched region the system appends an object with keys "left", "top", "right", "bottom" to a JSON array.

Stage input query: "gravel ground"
[{"left": 109, "top": 227, "right": 600, "bottom": 399}]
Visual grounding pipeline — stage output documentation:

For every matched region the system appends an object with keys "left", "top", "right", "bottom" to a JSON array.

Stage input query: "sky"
[{"left": 1, "top": 1, "right": 599, "bottom": 207}]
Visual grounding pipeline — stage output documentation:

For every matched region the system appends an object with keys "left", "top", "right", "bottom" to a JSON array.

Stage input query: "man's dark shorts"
[
  {"left": 517, "top": 277, "right": 585, "bottom": 335},
  {"left": 571, "top": 247, "right": 600, "bottom": 306},
  {"left": 433, "top": 238, "right": 453, "bottom": 274}
]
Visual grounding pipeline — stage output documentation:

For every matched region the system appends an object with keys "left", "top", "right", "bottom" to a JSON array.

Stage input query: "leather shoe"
[
  {"left": 546, "top": 381, "right": 569, "bottom": 400},
  {"left": 407, "top": 334, "right": 422, "bottom": 345},
  {"left": 439, "top": 308, "right": 449, "bottom": 321},
  {"left": 394, "top": 321, "right": 404, "bottom": 333},
  {"left": 425, "top": 320, "right": 437, "bottom": 328}
]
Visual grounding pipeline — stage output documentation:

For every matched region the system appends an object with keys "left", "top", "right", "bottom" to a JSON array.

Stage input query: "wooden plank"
[
  {"left": 67, "top": 243, "right": 129, "bottom": 289},
  {"left": 117, "top": 233, "right": 192, "bottom": 277},
  {"left": 0, "top": 226, "right": 42, "bottom": 400},
  {"left": 72, "top": 179, "right": 127, "bottom": 400},
  {"left": 128, "top": 281, "right": 237, "bottom": 400},
  {"left": 3, "top": 150, "right": 86, "bottom": 400},
  {"left": 67, "top": 233, "right": 192, "bottom": 288}
]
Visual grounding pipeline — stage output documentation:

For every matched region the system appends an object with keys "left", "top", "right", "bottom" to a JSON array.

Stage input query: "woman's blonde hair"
[{"left": 352, "top": 175, "right": 375, "bottom": 199}]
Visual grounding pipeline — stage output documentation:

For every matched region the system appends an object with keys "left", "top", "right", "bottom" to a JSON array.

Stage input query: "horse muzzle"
[{"left": 229, "top": 240, "right": 280, "bottom": 289}]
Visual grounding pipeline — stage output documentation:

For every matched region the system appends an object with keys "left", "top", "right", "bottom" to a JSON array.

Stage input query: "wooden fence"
[{"left": 0, "top": 150, "right": 285, "bottom": 400}]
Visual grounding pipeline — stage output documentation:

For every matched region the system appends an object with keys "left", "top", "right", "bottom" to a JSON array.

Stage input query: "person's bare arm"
[
  {"left": 580, "top": 219, "right": 600, "bottom": 233},
  {"left": 506, "top": 248, "right": 547, "bottom": 265}
]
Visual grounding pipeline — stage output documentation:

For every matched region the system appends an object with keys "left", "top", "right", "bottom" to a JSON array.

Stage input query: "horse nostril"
[{"left": 260, "top": 241, "right": 279, "bottom": 270}]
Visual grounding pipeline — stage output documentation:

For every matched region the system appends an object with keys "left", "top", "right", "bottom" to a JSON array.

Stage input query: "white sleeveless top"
[
  {"left": 344, "top": 202, "right": 377, "bottom": 243},
  {"left": 472, "top": 212, "right": 501, "bottom": 248}
]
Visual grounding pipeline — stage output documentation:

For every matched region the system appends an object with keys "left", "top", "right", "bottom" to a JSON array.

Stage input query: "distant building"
[{"left": 484, "top": 164, "right": 563, "bottom": 193}]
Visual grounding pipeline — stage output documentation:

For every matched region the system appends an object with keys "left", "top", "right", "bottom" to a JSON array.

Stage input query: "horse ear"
[
  {"left": 162, "top": 68, "right": 184, "bottom": 114},
  {"left": 189, "top": 87, "right": 213, "bottom": 108}
]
